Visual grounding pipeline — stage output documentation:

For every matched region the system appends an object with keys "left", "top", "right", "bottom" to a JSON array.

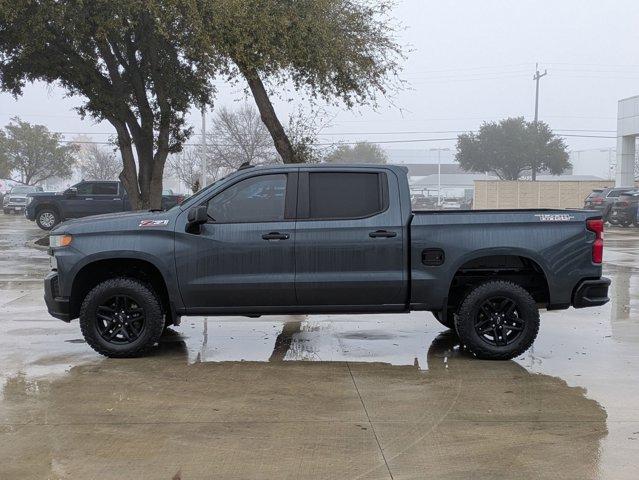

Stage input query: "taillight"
[
  {"left": 177, "top": 195, "right": 184, "bottom": 204},
  {"left": 618, "top": 201, "right": 629, "bottom": 207},
  {"left": 587, "top": 219, "right": 604, "bottom": 264},
  {"left": 593, "top": 197, "right": 604, "bottom": 205}
]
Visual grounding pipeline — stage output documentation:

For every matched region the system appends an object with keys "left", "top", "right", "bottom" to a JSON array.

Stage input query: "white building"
[{"left": 617, "top": 95, "right": 639, "bottom": 186}]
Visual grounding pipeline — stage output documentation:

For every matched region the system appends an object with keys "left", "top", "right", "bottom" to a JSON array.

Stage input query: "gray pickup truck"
[{"left": 44, "top": 164, "right": 609, "bottom": 359}]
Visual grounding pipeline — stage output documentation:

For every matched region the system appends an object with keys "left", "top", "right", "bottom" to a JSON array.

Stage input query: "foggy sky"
[{"left": 1, "top": 0, "right": 638, "bottom": 158}]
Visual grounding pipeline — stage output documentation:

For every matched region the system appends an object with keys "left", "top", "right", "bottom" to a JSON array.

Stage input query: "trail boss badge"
[{"left": 534, "top": 213, "right": 574, "bottom": 222}]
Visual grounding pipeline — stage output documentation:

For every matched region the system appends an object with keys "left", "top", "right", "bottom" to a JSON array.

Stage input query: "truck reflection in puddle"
[{"left": 0, "top": 327, "right": 607, "bottom": 480}]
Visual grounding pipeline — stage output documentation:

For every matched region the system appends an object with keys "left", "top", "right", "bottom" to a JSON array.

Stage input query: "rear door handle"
[
  {"left": 262, "top": 232, "right": 290, "bottom": 240},
  {"left": 369, "top": 230, "right": 397, "bottom": 238}
]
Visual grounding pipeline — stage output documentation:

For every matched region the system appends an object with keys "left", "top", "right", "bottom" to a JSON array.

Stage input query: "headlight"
[
  {"left": 2, "top": 196, "right": 8, "bottom": 205},
  {"left": 26, "top": 197, "right": 33, "bottom": 205},
  {"left": 49, "top": 234, "right": 73, "bottom": 247}
]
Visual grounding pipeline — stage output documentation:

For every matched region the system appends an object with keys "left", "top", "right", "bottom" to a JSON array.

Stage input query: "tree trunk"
[
  {"left": 531, "top": 161, "right": 537, "bottom": 181},
  {"left": 240, "top": 65, "right": 298, "bottom": 164},
  {"left": 110, "top": 118, "right": 167, "bottom": 210},
  {"left": 111, "top": 119, "right": 143, "bottom": 210}
]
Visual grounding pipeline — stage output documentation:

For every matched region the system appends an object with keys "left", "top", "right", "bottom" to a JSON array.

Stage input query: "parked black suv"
[
  {"left": 610, "top": 190, "right": 639, "bottom": 227},
  {"left": 584, "top": 187, "right": 635, "bottom": 224}
]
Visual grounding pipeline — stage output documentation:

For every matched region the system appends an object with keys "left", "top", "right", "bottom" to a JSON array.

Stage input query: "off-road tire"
[
  {"left": 454, "top": 280, "right": 539, "bottom": 360},
  {"left": 432, "top": 310, "right": 455, "bottom": 329},
  {"left": 36, "top": 208, "right": 59, "bottom": 230},
  {"left": 80, "top": 277, "right": 164, "bottom": 358}
]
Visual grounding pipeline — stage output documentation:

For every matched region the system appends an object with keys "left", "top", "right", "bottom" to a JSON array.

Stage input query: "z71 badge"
[
  {"left": 139, "top": 219, "right": 169, "bottom": 227},
  {"left": 534, "top": 213, "right": 574, "bottom": 222}
]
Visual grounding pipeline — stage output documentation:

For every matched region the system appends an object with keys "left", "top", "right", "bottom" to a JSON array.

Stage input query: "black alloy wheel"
[
  {"left": 454, "top": 280, "right": 539, "bottom": 360},
  {"left": 473, "top": 296, "right": 524, "bottom": 347},
  {"left": 80, "top": 277, "right": 164, "bottom": 357},
  {"left": 96, "top": 295, "right": 146, "bottom": 345}
]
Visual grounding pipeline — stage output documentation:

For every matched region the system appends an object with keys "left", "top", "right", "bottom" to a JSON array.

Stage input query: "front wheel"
[
  {"left": 79, "top": 277, "right": 165, "bottom": 358},
  {"left": 454, "top": 281, "right": 539, "bottom": 360},
  {"left": 36, "top": 208, "right": 59, "bottom": 230}
]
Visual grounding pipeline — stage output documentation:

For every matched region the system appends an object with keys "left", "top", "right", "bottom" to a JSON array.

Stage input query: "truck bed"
[{"left": 408, "top": 208, "right": 603, "bottom": 311}]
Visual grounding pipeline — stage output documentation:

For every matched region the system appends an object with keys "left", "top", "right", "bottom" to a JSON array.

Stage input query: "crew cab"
[
  {"left": 25, "top": 180, "right": 184, "bottom": 230},
  {"left": 44, "top": 164, "right": 610, "bottom": 359}
]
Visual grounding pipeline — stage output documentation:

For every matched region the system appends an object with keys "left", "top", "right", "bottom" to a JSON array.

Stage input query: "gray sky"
[{"left": 1, "top": 0, "right": 638, "bottom": 157}]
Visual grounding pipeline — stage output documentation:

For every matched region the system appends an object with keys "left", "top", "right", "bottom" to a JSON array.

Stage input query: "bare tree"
[
  {"left": 78, "top": 144, "right": 121, "bottom": 180},
  {"left": 287, "top": 106, "right": 335, "bottom": 164},
  {"left": 206, "top": 104, "right": 277, "bottom": 174},
  {"left": 168, "top": 148, "right": 203, "bottom": 194}
]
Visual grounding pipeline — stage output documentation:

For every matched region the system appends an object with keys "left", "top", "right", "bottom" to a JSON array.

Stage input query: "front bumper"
[
  {"left": 4, "top": 203, "right": 26, "bottom": 212},
  {"left": 573, "top": 277, "right": 611, "bottom": 308},
  {"left": 44, "top": 271, "right": 71, "bottom": 322}
]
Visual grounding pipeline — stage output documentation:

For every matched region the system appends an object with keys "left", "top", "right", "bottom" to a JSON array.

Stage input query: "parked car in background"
[
  {"left": 25, "top": 180, "right": 183, "bottom": 230},
  {"left": 2, "top": 185, "right": 43, "bottom": 214},
  {"left": 441, "top": 200, "right": 462, "bottom": 210},
  {"left": 584, "top": 187, "right": 635, "bottom": 224},
  {"left": 610, "top": 190, "right": 639, "bottom": 227},
  {"left": 410, "top": 193, "right": 437, "bottom": 210},
  {"left": 161, "top": 189, "right": 186, "bottom": 211}
]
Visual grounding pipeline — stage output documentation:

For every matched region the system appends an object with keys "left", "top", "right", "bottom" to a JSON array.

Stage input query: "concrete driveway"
[{"left": 0, "top": 213, "right": 638, "bottom": 479}]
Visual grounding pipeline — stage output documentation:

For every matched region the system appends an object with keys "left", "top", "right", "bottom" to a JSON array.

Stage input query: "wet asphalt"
[{"left": 0, "top": 213, "right": 638, "bottom": 479}]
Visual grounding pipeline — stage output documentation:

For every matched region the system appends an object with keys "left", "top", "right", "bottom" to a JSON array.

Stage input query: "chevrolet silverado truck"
[
  {"left": 25, "top": 180, "right": 184, "bottom": 230},
  {"left": 44, "top": 164, "right": 610, "bottom": 359}
]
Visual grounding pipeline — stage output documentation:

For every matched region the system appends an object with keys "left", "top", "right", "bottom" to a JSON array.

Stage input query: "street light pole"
[
  {"left": 200, "top": 105, "right": 207, "bottom": 189},
  {"left": 532, "top": 63, "right": 547, "bottom": 181}
]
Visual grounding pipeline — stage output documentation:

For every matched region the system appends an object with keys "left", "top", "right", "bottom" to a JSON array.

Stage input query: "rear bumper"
[
  {"left": 44, "top": 271, "right": 71, "bottom": 322},
  {"left": 572, "top": 277, "right": 611, "bottom": 308}
]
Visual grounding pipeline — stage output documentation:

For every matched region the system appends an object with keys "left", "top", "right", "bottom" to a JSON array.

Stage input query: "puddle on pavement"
[{"left": 0, "top": 330, "right": 609, "bottom": 480}]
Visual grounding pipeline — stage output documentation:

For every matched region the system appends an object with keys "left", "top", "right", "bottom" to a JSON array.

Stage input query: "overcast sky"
[{"left": 1, "top": 0, "right": 638, "bottom": 159}]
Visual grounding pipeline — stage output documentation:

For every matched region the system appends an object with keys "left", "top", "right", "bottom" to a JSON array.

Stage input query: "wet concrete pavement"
[{"left": 0, "top": 213, "right": 638, "bottom": 479}]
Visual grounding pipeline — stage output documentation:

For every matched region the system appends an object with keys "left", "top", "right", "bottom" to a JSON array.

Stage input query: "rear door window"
[{"left": 307, "top": 172, "right": 385, "bottom": 219}]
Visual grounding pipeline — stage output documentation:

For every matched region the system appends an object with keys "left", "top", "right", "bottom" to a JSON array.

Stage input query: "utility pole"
[
  {"left": 532, "top": 63, "right": 547, "bottom": 181},
  {"left": 200, "top": 106, "right": 207, "bottom": 189}
]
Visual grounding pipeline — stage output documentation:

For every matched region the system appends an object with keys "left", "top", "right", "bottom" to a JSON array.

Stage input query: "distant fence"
[{"left": 473, "top": 180, "right": 615, "bottom": 209}]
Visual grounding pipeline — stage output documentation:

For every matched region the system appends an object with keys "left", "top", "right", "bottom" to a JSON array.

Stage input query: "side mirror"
[
  {"left": 65, "top": 187, "right": 78, "bottom": 196},
  {"left": 186, "top": 205, "right": 208, "bottom": 233}
]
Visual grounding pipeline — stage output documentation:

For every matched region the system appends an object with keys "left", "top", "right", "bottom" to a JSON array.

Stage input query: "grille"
[{"left": 9, "top": 197, "right": 26, "bottom": 203}]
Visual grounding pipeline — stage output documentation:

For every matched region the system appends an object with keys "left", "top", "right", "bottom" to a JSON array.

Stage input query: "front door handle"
[
  {"left": 262, "top": 232, "right": 290, "bottom": 241},
  {"left": 369, "top": 230, "right": 397, "bottom": 238}
]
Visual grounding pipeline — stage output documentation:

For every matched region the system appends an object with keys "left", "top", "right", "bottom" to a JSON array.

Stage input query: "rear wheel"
[
  {"left": 36, "top": 208, "right": 59, "bottom": 230},
  {"left": 454, "top": 281, "right": 539, "bottom": 360},
  {"left": 79, "top": 277, "right": 164, "bottom": 358}
]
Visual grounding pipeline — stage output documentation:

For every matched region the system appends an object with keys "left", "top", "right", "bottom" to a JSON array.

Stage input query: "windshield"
[{"left": 10, "top": 186, "right": 37, "bottom": 194}]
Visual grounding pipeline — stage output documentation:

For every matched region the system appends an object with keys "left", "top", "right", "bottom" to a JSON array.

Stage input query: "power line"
[{"left": 57, "top": 132, "right": 615, "bottom": 147}]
